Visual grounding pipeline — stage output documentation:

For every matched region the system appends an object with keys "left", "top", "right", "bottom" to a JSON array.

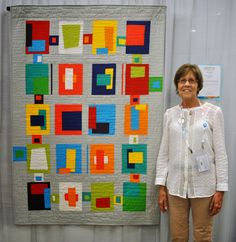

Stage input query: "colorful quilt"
[{"left": 11, "top": 5, "right": 166, "bottom": 224}]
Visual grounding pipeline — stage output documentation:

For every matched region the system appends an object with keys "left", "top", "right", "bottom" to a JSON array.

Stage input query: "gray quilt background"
[{"left": 11, "top": 5, "right": 166, "bottom": 225}]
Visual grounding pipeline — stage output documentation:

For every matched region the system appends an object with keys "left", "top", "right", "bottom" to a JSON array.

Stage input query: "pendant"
[{"left": 178, "top": 117, "right": 185, "bottom": 124}]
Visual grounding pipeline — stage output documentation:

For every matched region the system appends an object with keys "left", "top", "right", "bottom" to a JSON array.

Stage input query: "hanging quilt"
[{"left": 11, "top": 5, "right": 166, "bottom": 225}]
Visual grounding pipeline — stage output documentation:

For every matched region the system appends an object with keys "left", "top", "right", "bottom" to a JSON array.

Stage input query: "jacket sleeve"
[
  {"left": 213, "top": 107, "right": 228, "bottom": 191},
  {"left": 155, "top": 110, "right": 169, "bottom": 186}
]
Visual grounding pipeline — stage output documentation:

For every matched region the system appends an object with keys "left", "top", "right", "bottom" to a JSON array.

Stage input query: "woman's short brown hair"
[{"left": 174, "top": 64, "right": 203, "bottom": 94}]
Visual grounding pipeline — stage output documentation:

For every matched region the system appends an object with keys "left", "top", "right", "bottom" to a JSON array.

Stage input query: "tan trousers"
[{"left": 168, "top": 194, "right": 213, "bottom": 242}]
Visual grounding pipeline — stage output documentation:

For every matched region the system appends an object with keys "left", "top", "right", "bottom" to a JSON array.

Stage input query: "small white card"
[
  {"left": 192, "top": 150, "right": 210, "bottom": 173},
  {"left": 129, "top": 135, "right": 139, "bottom": 144}
]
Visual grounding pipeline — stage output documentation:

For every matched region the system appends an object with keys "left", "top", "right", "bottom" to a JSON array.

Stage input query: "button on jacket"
[{"left": 155, "top": 102, "right": 228, "bottom": 198}]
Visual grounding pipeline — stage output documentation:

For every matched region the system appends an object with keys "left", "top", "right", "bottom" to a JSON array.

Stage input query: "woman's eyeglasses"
[{"left": 178, "top": 78, "right": 197, "bottom": 85}]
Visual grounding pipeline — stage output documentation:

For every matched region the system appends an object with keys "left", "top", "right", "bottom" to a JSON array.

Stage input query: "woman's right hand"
[{"left": 158, "top": 185, "right": 168, "bottom": 212}]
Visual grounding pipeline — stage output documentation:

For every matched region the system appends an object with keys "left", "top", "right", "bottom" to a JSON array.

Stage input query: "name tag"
[{"left": 192, "top": 150, "right": 211, "bottom": 173}]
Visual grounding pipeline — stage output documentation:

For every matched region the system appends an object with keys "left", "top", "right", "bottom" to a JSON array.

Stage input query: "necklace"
[
  {"left": 178, "top": 100, "right": 202, "bottom": 126},
  {"left": 180, "top": 99, "right": 201, "bottom": 109}
]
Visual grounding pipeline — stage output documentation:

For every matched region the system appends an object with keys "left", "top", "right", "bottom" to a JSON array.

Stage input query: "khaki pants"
[{"left": 168, "top": 194, "right": 213, "bottom": 242}]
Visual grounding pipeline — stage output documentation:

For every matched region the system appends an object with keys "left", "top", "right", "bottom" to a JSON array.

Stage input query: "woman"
[{"left": 155, "top": 64, "right": 228, "bottom": 242}]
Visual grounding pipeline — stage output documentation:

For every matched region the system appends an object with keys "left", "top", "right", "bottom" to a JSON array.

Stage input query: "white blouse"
[{"left": 155, "top": 102, "right": 228, "bottom": 198}]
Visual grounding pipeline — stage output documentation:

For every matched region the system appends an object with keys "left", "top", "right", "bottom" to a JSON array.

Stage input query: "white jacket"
[{"left": 155, "top": 102, "right": 228, "bottom": 198}]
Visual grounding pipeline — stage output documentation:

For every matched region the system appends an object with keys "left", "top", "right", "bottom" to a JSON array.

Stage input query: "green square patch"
[
  {"left": 116, "top": 36, "right": 126, "bottom": 46},
  {"left": 62, "top": 24, "right": 81, "bottom": 48},
  {"left": 123, "top": 182, "right": 146, "bottom": 212},
  {"left": 25, "top": 64, "right": 49, "bottom": 95},
  {"left": 15, "top": 150, "right": 24, "bottom": 158},
  {"left": 91, "top": 183, "right": 114, "bottom": 212},
  {"left": 132, "top": 54, "right": 142, "bottom": 64},
  {"left": 149, "top": 76, "right": 163, "bottom": 92},
  {"left": 51, "top": 194, "right": 59, "bottom": 203},
  {"left": 82, "top": 192, "right": 91, "bottom": 202},
  {"left": 33, "top": 77, "right": 49, "bottom": 94}
]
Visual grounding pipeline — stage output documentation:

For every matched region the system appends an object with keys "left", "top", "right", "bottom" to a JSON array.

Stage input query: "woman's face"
[{"left": 177, "top": 71, "right": 199, "bottom": 101}]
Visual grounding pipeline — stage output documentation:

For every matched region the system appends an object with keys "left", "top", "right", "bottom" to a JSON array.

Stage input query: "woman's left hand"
[{"left": 209, "top": 191, "right": 224, "bottom": 216}]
